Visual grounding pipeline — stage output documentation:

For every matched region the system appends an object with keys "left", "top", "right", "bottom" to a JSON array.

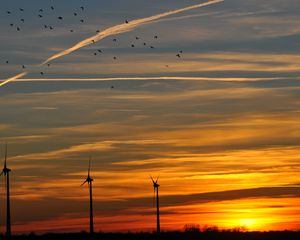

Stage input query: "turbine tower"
[
  {"left": 1, "top": 144, "right": 12, "bottom": 237},
  {"left": 81, "top": 157, "right": 94, "bottom": 234},
  {"left": 151, "top": 176, "right": 160, "bottom": 234}
]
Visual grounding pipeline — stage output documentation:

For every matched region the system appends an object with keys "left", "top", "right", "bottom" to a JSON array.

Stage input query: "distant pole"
[
  {"left": 1, "top": 144, "right": 12, "bottom": 238},
  {"left": 89, "top": 181, "right": 94, "bottom": 235},
  {"left": 6, "top": 171, "right": 11, "bottom": 237},
  {"left": 156, "top": 187, "right": 160, "bottom": 235},
  {"left": 81, "top": 157, "right": 95, "bottom": 236}
]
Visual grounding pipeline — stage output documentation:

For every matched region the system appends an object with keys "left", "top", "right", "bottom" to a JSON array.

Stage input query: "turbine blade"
[
  {"left": 4, "top": 171, "right": 7, "bottom": 186},
  {"left": 0, "top": 170, "right": 3, "bottom": 176},
  {"left": 150, "top": 175, "right": 155, "bottom": 184},
  {"left": 80, "top": 180, "right": 87, "bottom": 187},
  {"left": 4, "top": 143, "right": 7, "bottom": 169},
  {"left": 155, "top": 174, "right": 160, "bottom": 183},
  {"left": 88, "top": 156, "right": 92, "bottom": 177}
]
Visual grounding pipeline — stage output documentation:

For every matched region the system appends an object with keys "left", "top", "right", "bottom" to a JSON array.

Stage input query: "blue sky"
[{"left": 1, "top": 0, "right": 300, "bottom": 79}]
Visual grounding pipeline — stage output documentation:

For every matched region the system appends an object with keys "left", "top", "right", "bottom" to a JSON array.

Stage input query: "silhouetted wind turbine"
[
  {"left": 1, "top": 144, "right": 12, "bottom": 237},
  {"left": 81, "top": 157, "right": 94, "bottom": 234},
  {"left": 151, "top": 175, "right": 160, "bottom": 234}
]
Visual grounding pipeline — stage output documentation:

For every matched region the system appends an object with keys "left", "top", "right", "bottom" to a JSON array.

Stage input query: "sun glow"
[{"left": 239, "top": 219, "right": 257, "bottom": 229}]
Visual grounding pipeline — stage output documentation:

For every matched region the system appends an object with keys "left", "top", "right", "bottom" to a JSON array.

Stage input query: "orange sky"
[{"left": 1, "top": 0, "right": 300, "bottom": 234}]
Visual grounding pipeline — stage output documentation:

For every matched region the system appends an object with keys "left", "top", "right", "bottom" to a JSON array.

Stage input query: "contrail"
[
  {"left": 1, "top": 0, "right": 224, "bottom": 87},
  {"left": 43, "top": 0, "right": 224, "bottom": 64},
  {"left": 0, "top": 72, "right": 28, "bottom": 87},
  {"left": 14, "top": 76, "right": 283, "bottom": 82}
]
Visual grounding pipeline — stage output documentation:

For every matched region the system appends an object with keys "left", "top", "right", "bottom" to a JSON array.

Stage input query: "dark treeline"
[{"left": 1, "top": 230, "right": 300, "bottom": 240}]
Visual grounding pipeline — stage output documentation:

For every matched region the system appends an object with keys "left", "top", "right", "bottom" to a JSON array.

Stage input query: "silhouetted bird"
[
  {"left": 7, "top": 11, "right": 11, "bottom": 14},
  {"left": 125, "top": 20, "right": 129, "bottom": 24},
  {"left": 154, "top": 35, "right": 158, "bottom": 39},
  {"left": 51, "top": 6, "right": 54, "bottom": 10},
  {"left": 39, "top": 9, "right": 43, "bottom": 13},
  {"left": 70, "top": 29, "right": 74, "bottom": 32},
  {"left": 9, "top": 23, "right": 14, "bottom": 27},
  {"left": 5, "top": 61, "right": 8, "bottom": 64},
  {"left": 113, "top": 56, "right": 117, "bottom": 60},
  {"left": 49, "top": 26, "right": 54, "bottom": 30},
  {"left": 58, "top": 16, "right": 63, "bottom": 20},
  {"left": 150, "top": 46, "right": 154, "bottom": 49},
  {"left": 97, "top": 50, "right": 102, "bottom": 53},
  {"left": 136, "top": 37, "right": 139, "bottom": 40},
  {"left": 80, "top": 6, "right": 85, "bottom": 11},
  {"left": 19, "top": 8, "right": 24, "bottom": 12},
  {"left": 38, "top": 14, "right": 43, "bottom": 18},
  {"left": 22, "top": 65, "right": 26, "bottom": 69},
  {"left": 80, "top": 19, "right": 84, "bottom": 23},
  {"left": 17, "top": 27, "right": 20, "bottom": 31},
  {"left": 94, "top": 53, "right": 97, "bottom": 56},
  {"left": 111, "top": 86, "right": 114, "bottom": 89},
  {"left": 96, "top": 30, "right": 100, "bottom": 33},
  {"left": 143, "top": 43, "right": 147, "bottom": 46},
  {"left": 74, "top": 13, "right": 78, "bottom": 16},
  {"left": 113, "top": 38, "right": 117, "bottom": 42},
  {"left": 131, "top": 44, "right": 135, "bottom": 48},
  {"left": 176, "top": 54, "right": 181, "bottom": 58},
  {"left": 20, "top": 19, "right": 24, "bottom": 23},
  {"left": 40, "top": 72, "right": 44, "bottom": 75},
  {"left": 179, "top": 50, "right": 183, "bottom": 53}
]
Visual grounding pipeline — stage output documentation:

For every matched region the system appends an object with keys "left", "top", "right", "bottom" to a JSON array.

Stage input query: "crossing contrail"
[
  {"left": 42, "top": 0, "right": 224, "bottom": 64},
  {"left": 0, "top": 72, "right": 28, "bottom": 87},
  {"left": 0, "top": 0, "right": 224, "bottom": 87}
]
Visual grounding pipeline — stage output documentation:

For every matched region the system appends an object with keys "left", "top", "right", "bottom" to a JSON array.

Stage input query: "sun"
[{"left": 239, "top": 219, "right": 257, "bottom": 229}]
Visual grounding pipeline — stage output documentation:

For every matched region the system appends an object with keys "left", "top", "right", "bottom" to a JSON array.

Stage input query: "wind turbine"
[
  {"left": 150, "top": 175, "right": 160, "bottom": 234},
  {"left": 81, "top": 157, "right": 94, "bottom": 234},
  {"left": 1, "top": 144, "right": 12, "bottom": 237}
]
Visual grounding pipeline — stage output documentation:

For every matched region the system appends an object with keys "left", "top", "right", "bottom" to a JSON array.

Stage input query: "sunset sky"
[{"left": 1, "top": 0, "right": 300, "bottom": 234}]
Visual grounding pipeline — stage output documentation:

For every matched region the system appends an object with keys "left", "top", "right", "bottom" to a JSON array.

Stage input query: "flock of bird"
[
  {"left": 2, "top": 2, "right": 184, "bottom": 78},
  {"left": 6, "top": 5, "right": 86, "bottom": 32}
]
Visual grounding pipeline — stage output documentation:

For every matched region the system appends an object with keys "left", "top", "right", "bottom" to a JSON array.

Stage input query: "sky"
[{"left": 0, "top": 0, "right": 300, "bottom": 234}]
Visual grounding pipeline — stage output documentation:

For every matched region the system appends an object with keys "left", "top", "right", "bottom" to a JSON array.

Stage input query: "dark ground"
[{"left": 2, "top": 231, "right": 300, "bottom": 240}]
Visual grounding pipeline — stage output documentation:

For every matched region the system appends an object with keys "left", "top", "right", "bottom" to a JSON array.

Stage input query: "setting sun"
[{"left": 239, "top": 219, "right": 257, "bottom": 229}]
